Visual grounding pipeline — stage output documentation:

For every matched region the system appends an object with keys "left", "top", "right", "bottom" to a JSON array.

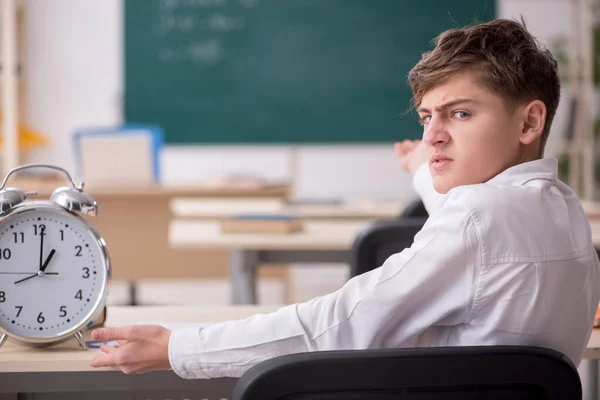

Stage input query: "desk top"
[
  {"left": 0, "top": 305, "right": 278, "bottom": 373},
  {"left": 170, "top": 219, "right": 371, "bottom": 250},
  {"left": 1, "top": 305, "right": 600, "bottom": 374},
  {"left": 9, "top": 178, "right": 290, "bottom": 199},
  {"left": 171, "top": 198, "right": 404, "bottom": 220}
]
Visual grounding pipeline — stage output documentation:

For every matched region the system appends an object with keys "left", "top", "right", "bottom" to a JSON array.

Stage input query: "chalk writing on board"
[
  {"left": 208, "top": 13, "right": 245, "bottom": 31},
  {"left": 158, "top": 39, "right": 226, "bottom": 65},
  {"left": 154, "top": 14, "right": 197, "bottom": 35},
  {"left": 155, "top": 0, "right": 262, "bottom": 13},
  {"left": 158, "top": 0, "right": 229, "bottom": 11},
  {"left": 154, "top": 13, "right": 244, "bottom": 36}
]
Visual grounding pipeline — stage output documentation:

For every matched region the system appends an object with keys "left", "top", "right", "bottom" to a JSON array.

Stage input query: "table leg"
[
  {"left": 229, "top": 249, "right": 258, "bottom": 305},
  {"left": 128, "top": 282, "right": 138, "bottom": 306},
  {"left": 589, "top": 358, "right": 599, "bottom": 400}
]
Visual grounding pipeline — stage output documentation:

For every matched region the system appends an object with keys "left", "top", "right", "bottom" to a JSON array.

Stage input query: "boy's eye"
[
  {"left": 418, "top": 115, "right": 431, "bottom": 125},
  {"left": 453, "top": 111, "right": 470, "bottom": 119}
]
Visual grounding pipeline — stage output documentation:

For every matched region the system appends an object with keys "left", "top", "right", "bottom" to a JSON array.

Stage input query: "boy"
[{"left": 90, "top": 18, "right": 600, "bottom": 378}]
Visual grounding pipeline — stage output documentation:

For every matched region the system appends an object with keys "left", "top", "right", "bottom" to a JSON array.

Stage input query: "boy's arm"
[{"left": 168, "top": 194, "right": 480, "bottom": 379}]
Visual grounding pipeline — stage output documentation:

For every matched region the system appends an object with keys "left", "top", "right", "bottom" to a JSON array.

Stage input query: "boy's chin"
[{"left": 432, "top": 179, "right": 454, "bottom": 195}]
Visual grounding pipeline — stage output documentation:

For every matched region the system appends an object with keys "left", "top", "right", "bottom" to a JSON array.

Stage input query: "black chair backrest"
[
  {"left": 350, "top": 217, "right": 427, "bottom": 278},
  {"left": 232, "top": 346, "right": 582, "bottom": 400},
  {"left": 400, "top": 198, "right": 429, "bottom": 218}
]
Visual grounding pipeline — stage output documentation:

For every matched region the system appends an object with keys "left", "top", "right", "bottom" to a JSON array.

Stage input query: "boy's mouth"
[{"left": 431, "top": 154, "right": 453, "bottom": 171}]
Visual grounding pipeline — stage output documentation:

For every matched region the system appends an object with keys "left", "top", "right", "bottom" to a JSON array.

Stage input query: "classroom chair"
[
  {"left": 232, "top": 345, "right": 581, "bottom": 399},
  {"left": 349, "top": 216, "right": 427, "bottom": 278},
  {"left": 399, "top": 198, "right": 429, "bottom": 218}
]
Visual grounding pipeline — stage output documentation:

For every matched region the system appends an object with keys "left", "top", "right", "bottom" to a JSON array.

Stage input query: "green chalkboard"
[{"left": 125, "top": 0, "right": 495, "bottom": 144}]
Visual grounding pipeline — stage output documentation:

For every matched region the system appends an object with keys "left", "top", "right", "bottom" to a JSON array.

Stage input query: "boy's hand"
[
  {"left": 394, "top": 140, "right": 428, "bottom": 175},
  {"left": 89, "top": 325, "right": 172, "bottom": 374}
]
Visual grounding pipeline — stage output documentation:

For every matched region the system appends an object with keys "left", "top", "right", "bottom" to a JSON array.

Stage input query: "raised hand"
[{"left": 394, "top": 139, "right": 428, "bottom": 175}]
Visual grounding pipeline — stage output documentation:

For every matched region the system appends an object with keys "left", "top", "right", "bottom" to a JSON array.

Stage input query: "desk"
[
  {"left": 172, "top": 198, "right": 404, "bottom": 219},
  {"left": 1, "top": 305, "right": 600, "bottom": 400},
  {"left": 10, "top": 180, "right": 290, "bottom": 305},
  {"left": 171, "top": 218, "right": 600, "bottom": 305},
  {"left": 170, "top": 199, "right": 401, "bottom": 305},
  {"left": 590, "top": 221, "right": 600, "bottom": 249},
  {"left": 0, "top": 305, "right": 278, "bottom": 400},
  {"left": 171, "top": 219, "right": 372, "bottom": 304}
]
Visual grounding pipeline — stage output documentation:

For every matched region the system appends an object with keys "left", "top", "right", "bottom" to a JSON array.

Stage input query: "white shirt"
[{"left": 168, "top": 158, "right": 600, "bottom": 379}]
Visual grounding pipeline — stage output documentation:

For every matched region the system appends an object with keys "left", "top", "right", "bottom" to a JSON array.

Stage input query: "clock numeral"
[
  {"left": 75, "top": 289, "right": 83, "bottom": 300},
  {"left": 0, "top": 291, "right": 5, "bottom": 302},
  {"left": 59, "top": 306, "right": 67, "bottom": 318},
  {"left": 0, "top": 249, "right": 11, "bottom": 260},
  {"left": 75, "top": 245, "right": 82, "bottom": 257},
  {"left": 82, "top": 267, "right": 90, "bottom": 279},
  {"left": 33, "top": 224, "right": 46, "bottom": 236},
  {"left": 15, "top": 306, "right": 22, "bottom": 317},
  {"left": 12, "top": 232, "right": 24, "bottom": 243},
  {"left": 60, "top": 230, "right": 64, "bottom": 241},
  {"left": 37, "top": 312, "right": 45, "bottom": 324}
]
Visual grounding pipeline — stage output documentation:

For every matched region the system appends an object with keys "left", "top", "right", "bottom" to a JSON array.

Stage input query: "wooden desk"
[
  {"left": 589, "top": 220, "right": 600, "bottom": 249},
  {"left": 170, "top": 199, "right": 398, "bottom": 305},
  {"left": 171, "top": 218, "right": 600, "bottom": 305},
  {"left": 172, "top": 198, "right": 404, "bottom": 220},
  {"left": 0, "top": 305, "right": 277, "bottom": 399},
  {"left": 170, "top": 219, "right": 372, "bottom": 304},
  {"left": 10, "top": 180, "right": 290, "bottom": 284},
  {"left": 1, "top": 305, "right": 599, "bottom": 399}
]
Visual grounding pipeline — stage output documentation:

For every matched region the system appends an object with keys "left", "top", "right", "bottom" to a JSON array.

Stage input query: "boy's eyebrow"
[{"left": 417, "top": 98, "right": 482, "bottom": 114}]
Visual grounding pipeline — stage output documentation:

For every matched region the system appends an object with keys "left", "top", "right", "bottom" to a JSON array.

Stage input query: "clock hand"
[
  {"left": 40, "top": 249, "right": 56, "bottom": 273},
  {"left": 13, "top": 270, "right": 59, "bottom": 284},
  {"left": 0, "top": 272, "right": 58, "bottom": 275},
  {"left": 38, "top": 226, "right": 45, "bottom": 271},
  {"left": 15, "top": 273, "right": 38, "bottom": 284}
]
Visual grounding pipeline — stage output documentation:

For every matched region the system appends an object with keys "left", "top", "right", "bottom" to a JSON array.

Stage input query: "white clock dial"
[{"left": 0, "top": 204, "right": 109, "bottom": 341}]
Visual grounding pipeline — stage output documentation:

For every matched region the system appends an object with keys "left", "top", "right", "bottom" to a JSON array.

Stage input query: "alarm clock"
[{"left": 0, "top": 164, "right": 110, "bottom": 350}]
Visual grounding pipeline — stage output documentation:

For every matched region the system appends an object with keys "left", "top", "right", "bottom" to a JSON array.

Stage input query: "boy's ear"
[{"left": 520, "top": 100, "right": 546, "bottom": 145}]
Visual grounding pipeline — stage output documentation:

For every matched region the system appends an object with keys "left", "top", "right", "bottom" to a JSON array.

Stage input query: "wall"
[
  {"left": 22, "top": 0, "right": 570, "bottom": 203},
  {"left": 22, "top": 0, "right": 413, "bottom": 202}
]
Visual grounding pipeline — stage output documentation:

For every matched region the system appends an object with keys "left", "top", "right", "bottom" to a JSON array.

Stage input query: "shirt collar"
[{"left": 485, "top": 158, "right": 558, "bottom": 187}]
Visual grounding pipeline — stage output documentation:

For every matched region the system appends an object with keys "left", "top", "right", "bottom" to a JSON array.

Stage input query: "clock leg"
[
  {"left": 0, "top": 333, "right": 6, "bottom": 348},
  {"left": 74, "top": 330, "right": 87, "bottom": 350}
]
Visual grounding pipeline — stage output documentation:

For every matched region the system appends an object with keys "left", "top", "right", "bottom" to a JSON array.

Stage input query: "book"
[{"left": 220, "top": 214, "right": 304, "bottom": 234}]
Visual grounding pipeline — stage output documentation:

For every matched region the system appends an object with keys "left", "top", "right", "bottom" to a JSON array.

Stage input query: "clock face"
[{"left": 0, "top": 203, "right": 109, "bottom": 341}]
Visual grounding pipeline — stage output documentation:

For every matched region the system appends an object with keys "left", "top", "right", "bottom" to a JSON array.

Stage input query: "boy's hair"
[{"left": 408, "top": 19, "right": 560, "bottom": 157}]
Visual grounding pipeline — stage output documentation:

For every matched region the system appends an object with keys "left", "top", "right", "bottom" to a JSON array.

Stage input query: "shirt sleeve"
[
  {"left": 168, "top": 194, "right": 481, "bottom": 379},
  {"left": 412, "top": 163, "right": 448, "bottom": 214}
]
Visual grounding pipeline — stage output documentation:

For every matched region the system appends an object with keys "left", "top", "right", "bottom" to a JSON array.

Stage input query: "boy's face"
[{"left": 417, "top": 71, "right": 525, "bottom": 194}]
